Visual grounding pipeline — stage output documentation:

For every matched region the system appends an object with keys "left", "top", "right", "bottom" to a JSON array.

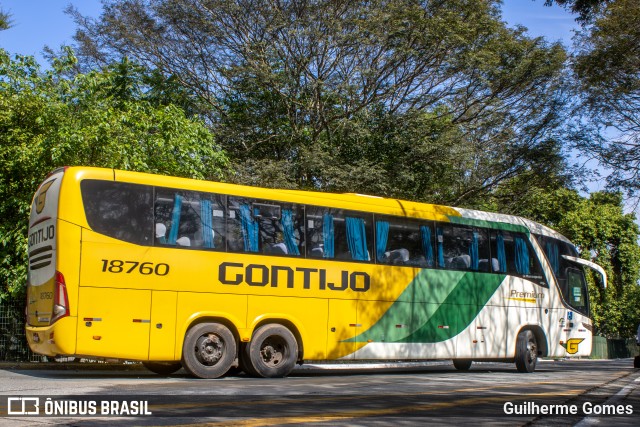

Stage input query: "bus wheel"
[
  {"left": 453, "top": 359, "right": 472, "bottom": 371},
  {"left": 182, "top": 323, "right": 236, "bottom": 379},
  {"left": 515, "top": 330, "right": 538, "bottom": 373},
  {"left": 142, "top": 362, "right": 182, "bottom": 376},
  {"left": 238, "top": 344, "right": 259, "bottom": 377},
  {"left": 246, "top": 324, "right": 298, "bottom": 378}
]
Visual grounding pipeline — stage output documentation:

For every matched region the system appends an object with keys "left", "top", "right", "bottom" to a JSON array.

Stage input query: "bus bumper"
[{"left": 26, "top": 317, "right": 77, "bottom": 357}]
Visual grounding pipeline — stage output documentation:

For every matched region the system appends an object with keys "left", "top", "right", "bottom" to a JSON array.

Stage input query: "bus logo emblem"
[
  {"left": 35, "top": 180, "right": 55, "bottom": 214},
  {"left": 563, "top": 338, "right": 584, "bottom": 354}
]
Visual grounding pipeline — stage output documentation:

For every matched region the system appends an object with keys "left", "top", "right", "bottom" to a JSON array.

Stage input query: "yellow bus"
[{"left": 26, "top": 167, "right": 606, "bottom": 378}]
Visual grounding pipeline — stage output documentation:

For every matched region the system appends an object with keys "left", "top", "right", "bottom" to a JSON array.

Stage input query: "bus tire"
[
  {"left": 453, "top": 359, "right": 472, "bottom": 371},
  {"left": 515, "top": 329, "right": 538, "bottom": 373},
  {"left": 246, "top": 324, "right": 298, "bottom": 378},
  {"left": 182, "top": 322, "right": 236, "bottom": 379},
  {"left": 634, "top": 355, "right": 640, "bottom": 369},
  {"left": 143, "top": 361, "right": 182, "bottom": 376},
  {"left": 238, "top": 344, "right": 259, "bottom": 377}
]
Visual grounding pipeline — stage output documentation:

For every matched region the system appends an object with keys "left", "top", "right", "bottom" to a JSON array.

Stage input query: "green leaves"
[
  {"left": 0, "top": 48, "right": 228, "bottom": 299},
  {"left": 570, "top": 0, "right": 640, "bottom": 198},
  {"left": 0, "top": 7, "right": 11, "bottom": 31}
]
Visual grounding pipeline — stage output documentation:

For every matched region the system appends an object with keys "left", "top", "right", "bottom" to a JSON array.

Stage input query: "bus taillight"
[{"left": 50, "top": 271, "right": 69, "bottom": 324}]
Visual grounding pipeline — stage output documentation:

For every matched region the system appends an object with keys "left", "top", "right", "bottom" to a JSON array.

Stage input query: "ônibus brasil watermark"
[{"left": 5, "top": 397, "right": 151, "bottom": 416}]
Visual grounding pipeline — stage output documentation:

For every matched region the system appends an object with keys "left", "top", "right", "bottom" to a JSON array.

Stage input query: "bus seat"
[
  {"left": 385, "top": 248, "right": 410, "bottom": 264},
  {"left": 269, "top": 242, "right": 288, "bottom": 254},
  {"left": 310, "top": 247, "right": 323, "bottom": 257},
  {"left": 450, "top": 255, "right": 471, "bottom": 269},
  {"left": 491, "top": 258, "right": 500, "bottom": 272},
  {"left": 176, "top": 236, "right": 191, "bottom": 247},
  {"left": 155, "top": 223, "right": 167, "bottom": 244}
]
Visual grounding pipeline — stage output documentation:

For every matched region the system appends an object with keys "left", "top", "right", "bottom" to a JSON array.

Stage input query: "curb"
[{"left": 0, "top": 362, "right": 145, "bottom": 371}]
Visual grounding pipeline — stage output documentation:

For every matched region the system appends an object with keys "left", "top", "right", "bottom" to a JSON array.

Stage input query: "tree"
[
  {"left": 570, "top": 0, "right": 640, "bottom": 199},
  {"left": 0, "top": 48, "right": 228, "bottom": 299},
  {"left": 544, "top": 0, "right": 611, "bottom": 23},
  {"left": 69, "top": 0, "right": 571, "bottom": 207},
  {"left": 0, "top": 7, "right": 11, "bottom": 31}
]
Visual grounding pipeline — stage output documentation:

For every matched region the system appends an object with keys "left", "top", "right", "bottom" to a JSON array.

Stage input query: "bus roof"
[{"left": 455, "top": 208, "right": 573, "bottom": 245}]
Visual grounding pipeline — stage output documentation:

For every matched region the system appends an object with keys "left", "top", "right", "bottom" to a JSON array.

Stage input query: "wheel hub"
[
  {"left": 196, "top": 333, "right": 223, "bottom": 365},
  {"left": 260, "top": 342, "right": 283, "bottom": 366},
  {"left": 528, "top": 341, "right": 537, "bottom": 363}
]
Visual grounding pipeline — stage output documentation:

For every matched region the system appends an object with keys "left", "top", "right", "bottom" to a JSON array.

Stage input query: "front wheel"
[
  {"left": 515, "top": 330, "right": 538, "bottom": 373},
  {"left": 245, "top": 324, "right": 298, "bottom": 378},
  {"left": 182, "top": 322, "right": 236, "bottom": 379},
  {"left": 453, "top": 359, "right": 472, "bottom": 371}
]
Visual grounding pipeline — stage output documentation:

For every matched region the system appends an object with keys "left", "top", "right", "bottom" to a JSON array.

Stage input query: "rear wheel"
[
  {"left": 238, "top": 344, "right": 258, "bottom": 377},
  {"left": 182, "top": 322, "right": 236, "bottom": 379},
  {"left": 143, "top": 362, "right": 182, "bottom": 375},
  {"left": 245, "top": 324, "right": 298, "bottom": 378},
  {"left": 515, "top": 330, "right": 538, "bottom": 373},
  {"left": 453, "top": 359, "right": 472, "bottom": 371}
]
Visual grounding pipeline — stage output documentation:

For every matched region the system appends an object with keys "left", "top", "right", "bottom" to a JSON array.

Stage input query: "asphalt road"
[{"left": 0, "top": 359, "right": 638, "bottom": 426}]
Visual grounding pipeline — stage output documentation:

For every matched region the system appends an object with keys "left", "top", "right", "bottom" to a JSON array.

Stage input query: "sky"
[{"left": 0, "top": 0, "right": 578, "bottom": 63}]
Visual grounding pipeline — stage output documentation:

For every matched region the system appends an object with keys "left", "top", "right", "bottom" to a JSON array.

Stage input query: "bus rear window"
[{"left": 81, "top": 180, "right": 153, "bottom": 245}]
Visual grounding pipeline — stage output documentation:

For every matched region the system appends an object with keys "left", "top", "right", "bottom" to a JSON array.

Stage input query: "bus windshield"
[{"left": 535, "top": 234, "right": 590, "bottom": 316}]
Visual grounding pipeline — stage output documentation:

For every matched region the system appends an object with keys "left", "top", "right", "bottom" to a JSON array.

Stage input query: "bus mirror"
[{"left": 561, "top": 255, "right": 607, "bottom": 289}]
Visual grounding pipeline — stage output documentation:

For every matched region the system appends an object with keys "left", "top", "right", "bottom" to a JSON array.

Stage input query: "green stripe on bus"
[
  {"left": 447, "top": 215, "right": 529, "bottom": 234},
  {"left": 397, "top": 272, "right": 504, "bottom": 343},
  {"left": 345, "top": 270, "right": 505, "bottom": 344}
]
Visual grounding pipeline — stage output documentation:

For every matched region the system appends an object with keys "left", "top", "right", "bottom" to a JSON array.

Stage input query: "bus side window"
[
  {"left": 513, "top": 233, "right": 547, "bottom": 286},
  {"left": 255, "top": 202, "right": 304, "bottom": 256},
  {"left": 226, "top": 198, "right": 303, "bottom": 256},
  {"left": 306, "top": 208, "right": 328, "bottom": 258},
  {"left": 197, "top": 194, "right": 226, "bottom": 250},
  {"left": 154, "top": 193, "right": 173, "bottom": 245},
  {"left": 491, "top": 231, "right": 547, "bottom": 286},
  {"left": 279, "top": 205, "right": 304, "bottom": 256},
  {"left": 306, "top": 208, "right": 372, "bottom": 262},
  {"left": 154, "top": 190, "right": 203, "bottom": 248},
  {"left": 437, "top": 224, "right": 489, "bottom": 271},
  {"left": 375, "top": 216, "right": 434, "bottom": 267},
  {"left": 81, "top": 180, "right": 153, "bottom": 245},
  {"left": 490, "top": 231, "right": 510, "bottom": 273},
  {"left": 226, "top": 197, "right": 255, "bottom": 253},
  {"left": 566, "top": 268, "right": 587, "bottom": 310}
]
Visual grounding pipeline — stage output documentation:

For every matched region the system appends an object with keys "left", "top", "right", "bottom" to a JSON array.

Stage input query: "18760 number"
[{"left": 101, "top": 259, "right": 170, "bottom": 276}]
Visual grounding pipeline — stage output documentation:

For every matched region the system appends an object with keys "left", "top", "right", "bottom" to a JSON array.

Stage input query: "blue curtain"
[
  {"left": 546, "top": 242, "right": 560, "bottom": 275},
  {"left": 469, "top": 231, "right": 480, "bottom": 271},
  {"left": 201, "top": 200, "right": 214, "bottom": 249},
  {"left": 376, "top": 221, "right": 389, "bottom": 260},
  {"left": 515, "top": 237, "right": 530, "bottom": 275},
  {"left": 323, "top": 213, "right": 335, "bottom": 259},
  {"left": 496, "top": 232, "right": 507, "bottom": 273},
  {"left": 240, "top": 204, "right": 259, "bottom": 252},
  {"left": 281, "top": 209, "right": 300, "bottom": 255},
  {"left": 420, "top": 226, "right": 434, "bottom": 267},
  {"left": 167, "top": 194, "right": 182, "bottom": 245},
  {"left": 346, "top": 217, "right": 369, "bottom": 261},
  {"left": 436, "top": 227, "right": 445, "bottom": 268}
]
